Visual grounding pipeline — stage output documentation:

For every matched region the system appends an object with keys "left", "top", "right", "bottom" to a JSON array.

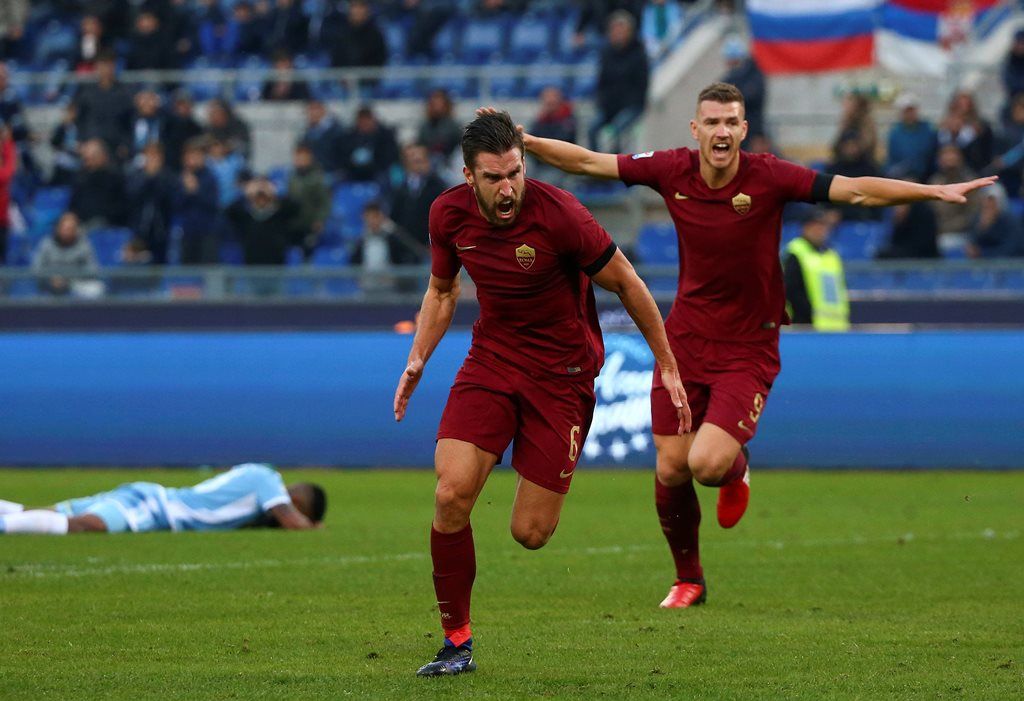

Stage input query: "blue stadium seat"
[
  {"left": 568, "top": 69, "right": 597, "bottom": 98},
  {"left": 376, "top": 64, "right": 420, "bottom": 100},
  {"left": 522, "top": 58, "right": 569, "bottom": 98},
  {"left": 431, "top": 17, "right": 463, "bottom": 59},
  {"left": 219, "top": 240, "right": 245, "bottom": 265},
  {"left": 461, "top": 17, "right": 511, "bottom": 63},
  {"left": 311, "top": 247, "right": 360, "bottom": 296},
  {"left": 509, "top": 15, "right": 556, "bottom": 63},
  {"left": 88, "top": 228, "right": 132, "bottom": 266},
  {"left": 267, "top": 166, "right": 289, "bottom": 193},
  {"left": 7, "top": 279, "right": 39, "bottom": 298},
  {"left": 285, "top": 246, "right": 305, "bottom": 267},
  {"left": 944, "top": 268, "right": 995, "bottom": 290},
  {"left": 234, "top": 55, "right": 268, "bottom": 102},
  {"left": 312, "top": 246, "right": 349, "bottom": 266},
  {"left": 331, "top": 182, "right": 381, "bottom": 237},
  {"left": 893, "top": 270, "right": 938, "bottom": 291},
  {"left": 635, "top": 222, "right": 679, "bottom": 265}
]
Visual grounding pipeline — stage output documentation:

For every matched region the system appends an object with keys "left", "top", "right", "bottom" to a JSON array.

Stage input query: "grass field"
[{"left": 1, "top": 468, "right": 1022, "bottom": 700}]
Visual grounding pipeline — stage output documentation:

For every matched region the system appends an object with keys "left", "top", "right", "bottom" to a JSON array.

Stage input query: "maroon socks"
[
  {"left": 431, "top": 523, "right": 476, "bottom": 643},
  {"left": 655, "top": 476, "right": 703, "bottom": 581}
]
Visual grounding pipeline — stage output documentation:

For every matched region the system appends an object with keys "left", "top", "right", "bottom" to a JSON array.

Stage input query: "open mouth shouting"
[
  {"left": 711, "top": 141, "right": 732, "bottom": 161},
  {"left": 495, "top": 197, "right": 516, "bottom": 221}
]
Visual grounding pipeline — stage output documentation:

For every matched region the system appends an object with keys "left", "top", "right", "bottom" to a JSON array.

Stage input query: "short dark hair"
[
  {"left": 462, "top": 111, "right": 524, "bottom": 170},
  {"left": 308, "top": 484, "right": 327, "bottom": 522},
  {"left": 697, "top": 82, "right": 745, "bottom": 109}
]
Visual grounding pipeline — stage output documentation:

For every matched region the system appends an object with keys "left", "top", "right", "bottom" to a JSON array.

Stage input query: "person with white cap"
[{"left": 886, "top": 92, "right": 937, "bottom": 181}]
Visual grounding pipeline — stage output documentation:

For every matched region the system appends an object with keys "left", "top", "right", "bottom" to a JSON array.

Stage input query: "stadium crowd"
[{"left": 0, "top": 0, "right": 1020, "bottom": 297}]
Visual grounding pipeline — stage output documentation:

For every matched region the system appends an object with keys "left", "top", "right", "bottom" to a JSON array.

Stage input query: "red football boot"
[
  {"left": 717, "top": 447, "right": 750, "bottom": 529},
  {"left": 659, "top": 579, "right": 707, "bottom": 608}
]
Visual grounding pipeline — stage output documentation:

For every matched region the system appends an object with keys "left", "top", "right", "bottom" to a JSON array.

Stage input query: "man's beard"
[{"left": 473, "top": 185, "right": 523, "bottom": 227}]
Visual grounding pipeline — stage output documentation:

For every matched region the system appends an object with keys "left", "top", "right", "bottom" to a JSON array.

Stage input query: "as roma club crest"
[
  {"left": 515, "top": 244, "right": 536, "bottom": 270},
  {"left": 732, "top": 193, "right": 752, "bottom": 215}
]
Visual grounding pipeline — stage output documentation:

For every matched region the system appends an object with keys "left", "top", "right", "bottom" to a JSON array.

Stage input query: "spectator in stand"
[
  {"left": 402, "top": 0, "right": 456, "bottom": 60},
  {"left": 529, "top": 86, "right": 578, "bottom": 186},
  {"left": 831, "top": 93, "right": 878, "bottom": 168},
  {"left": 416, "top": 88, "right": 461, "bottom": 169},
  {"left": 197, "top": 0, "right": 231, "bottom": 60},
  {"left": 876, "top": 198, "right": 940, "bottom": 260},
  {"left": 49, "top": 102, "right": 81, "bottom": 186},
  {"left": 73, "top": 50, "right": 133, "bottom": 160},
  {"left": 288, "top": 143, "right": 330, "bottom": 259},
  {"left": 69, "top": 139, "right": 126, "bottom": 228},
  {"left": 0, "top": 121, "right": 14, "bottom": 264},
  {"left": 301, "top": 99, "right": 345, "bottom": 174},
  {"left": 229, "top": 1, "right": 266, "bottom": 57},
  {"left": 390, "top": 143, "right": 446, "bottom": 248},
  {"left": 574, "top": 0, "right": 643, "bottom": 47},
  {"left": 1002, "top": 29, "right": 1024, "bottom": 105},
  {"left": 991, "top": 93, "right": 1024, "bottom": 199},
  {"left": 474, "top": 0, "right": 526, "bottom": 17},
  {"left": 164, "top": 88, "right": 204, "bottom": 171},
  {"left": 321, "top": 0, "right": 387, "bottom": 90},
  {"left": 0, "top": 61, "right": 36, "bottom": 184},
  {"left": 205, "top": 98, "right": 251, "bottom": 162},
  {"left": 87, "top": 0, "right": 131, "bottom": 42},
  {"left": 76, "top": 14, "right": 112, "bottom": 73},
  {"left": 129, "top": 89, "right": 165, "bottom": 166},
  {"left": 828, "top": 135, "right": 882, "bottom": 222},
  {"left": 126, "top": 9, "right": 175, "bottom": 71},
  {"left": 206, "top": 138, "right": 245, "bottom": 208},
  {"left": 261, "top": 50, "right": 311, "bottom": 102},
  {"left": 31, "top": 212, "right": 100, "bottom": 297},
  {"left": 589, "top": 10, "right": 649, "bottom": 151},
  {"left": 267, "top": 0, "right": 309, "bottom": 56},
  {"left": 721, "top": 35, "right": 766, "bottom": 139},
  {"left": 176, "top": 138, "right": 220, "bottom": 264},
  {"left": 641, "top": 0, "right": 683, "bottom": 59},
  {"left": 350, "top": 200, "right": 425, "bottom": 294},
  {"left": 167, "top": 0, "right": 198, "bottom": 67},
  {"left": 967, "top": 183, "right": 1024, "bottom": 258},
  {"left": 0, "top": 0, "right": 28, "bottom": 60},
  {"left": 886, "top": 92, "right": 936, "bottom": 181},
  {"left": 938, "top": 90, "right": 994, "bottom": 174},
  {"left": 126, "top": 142, "right": 176, "bottom": 264},
  {"left": 226, "top": 176, "right": 301, "bottom": 265},
  {"left": 340, "top": 105, "right": 400, "bottom": 184},
  {"left": 929, "top": 143, "right": 980, "bottom": 254}
]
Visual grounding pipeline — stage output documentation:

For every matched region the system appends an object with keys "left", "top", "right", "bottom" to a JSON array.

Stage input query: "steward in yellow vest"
[{"left": 782, "top": 208, "right": 850, "bottom": 331}]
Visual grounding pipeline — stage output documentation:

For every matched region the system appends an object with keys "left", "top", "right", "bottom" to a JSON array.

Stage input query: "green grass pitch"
[{"left": 1, "top": 468, "right": 1022, "bottom": 700}]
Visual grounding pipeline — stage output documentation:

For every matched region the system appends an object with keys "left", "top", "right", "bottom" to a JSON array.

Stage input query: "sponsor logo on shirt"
[
  {"left": 631, "top": 151, "right": 654, "bottom": 160},
  {"left": 732, "top": 192, "right": 752, "bottom": 215},
  {"left": 515, "top": 243, "right": 536, "bottom": 270}
]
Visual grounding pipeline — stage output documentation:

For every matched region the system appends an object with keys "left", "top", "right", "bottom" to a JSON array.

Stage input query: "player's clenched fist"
[{"left": 394, "top": 358, "right": 425, "bottom": 422}]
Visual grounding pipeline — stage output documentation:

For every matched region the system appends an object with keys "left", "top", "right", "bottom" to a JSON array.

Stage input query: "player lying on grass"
[
  {"left": 0, "top": 463, "right": 326, "bottom": 534},
  {"left": 510, "top": 81, "right": 996, "bottom": 609},
  {"left": 394, "top": 111, "right": 690, "bottom": 677}
]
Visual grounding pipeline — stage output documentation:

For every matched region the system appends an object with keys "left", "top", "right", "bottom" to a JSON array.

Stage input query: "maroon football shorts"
[
  {"left": 651, "top": 332, "right": 781, "bottom": 445},
  {"left": 437, "top": 350, "right": 596, "bottom": 494}
]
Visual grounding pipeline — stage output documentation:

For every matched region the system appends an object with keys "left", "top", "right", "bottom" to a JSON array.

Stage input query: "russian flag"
[
  {"left": 748, "top": 0, "right": 880, "bottom": 75},
  {"left": 877, "top": 0, "right": 1009, "bottom": 76}
]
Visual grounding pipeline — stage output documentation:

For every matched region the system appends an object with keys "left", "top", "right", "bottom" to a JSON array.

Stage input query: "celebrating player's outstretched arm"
[
  {"left": 590, "top": 248, "right": 691, "bottom": 434},
  {"left": 827, "top": 174, "right": 997, "bottom": 207},
  {"left": 394, "top": 273, "right": 461, "bottom": 422}
]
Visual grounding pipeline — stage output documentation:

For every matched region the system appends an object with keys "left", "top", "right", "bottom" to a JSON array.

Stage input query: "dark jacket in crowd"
[
  {"left": 126, "top": 27, "right": 175, "bottom": 70},
  {"left": 341, "top": 124, "right": 400, "bottom": 183},
  {"left": 70, "top": 165, "right": 127, "bottom": 225},
  {"left": 971, "top": 208, "right": 1024, "bottom": 257},
  {"left": 260, "top": 78, "right": 312, "bottom": 102},
  {"left": 267, "top": 3, "right": 309, "bottom": 55},
  {"left": 174, "top": 166, "right": 219, "bottom": 243},
  {"left": 575, "top": 0, "right": 644, "bottom": 36},
  {"left": 74, "top": 81, "right": 134, "bottom": 155},
  {"left": 390, "top": 171, "right": 447, "bottom": 247},
  {"left": 876, "top": 202, "right": 940, "bottom": 259},
  {"left": 321, "top": 10, "right": 387, "bottom": 70},
  {"left": 127, "top": 166, "right": 177, "bottom": 263},
  {"left": 301, "top": 115, "right": 346, "bottom": 173},
  {"left": 417, "top": 116, "right": 461, "bottom": 163},
  {"left": 596, "top": 37, "right": 648, "bottom": 120},
  {"left": 226, "top": 196, "right": 302, "bottom": 265},
  {"left": 49, "top": 121, "right": 81, "bottom": 186},
  {"left": 163, "top": 113, "right": 204, "bottom": 171}
]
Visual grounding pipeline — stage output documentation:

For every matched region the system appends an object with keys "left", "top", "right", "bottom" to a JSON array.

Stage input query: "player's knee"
[
  {"left": 511, "top": 523, "right": 554, "bottom": 550},
  {"left": 434, "top": 482, "right": 475, "bottom": 522},
  {"left": 656, "top": 456, "right": 691, "bottom": 486},
  {"left": 688, "top": 449, "right": 732, "bottom": 486},
  {"left": 66, "top": 515, "right": 107, "bottom": 533}
]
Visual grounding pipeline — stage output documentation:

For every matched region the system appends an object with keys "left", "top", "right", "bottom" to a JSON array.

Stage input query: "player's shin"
[
  {"left": 430, "top": 523, "right": 476, "bottom": 648},
  {"left": 0, "top": 510, "right": 69, "bottom": 535},
  {"left": 654, "top": 475, "right": 703, "bottom": 581}
]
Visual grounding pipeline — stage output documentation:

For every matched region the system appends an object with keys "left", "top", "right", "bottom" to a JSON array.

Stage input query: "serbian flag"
[
  {"left": 748, "top": 0, "right": 880, "bottom": 74},
  {"left": 877, "top": 0, "right": 1010, "bottom": 76}
]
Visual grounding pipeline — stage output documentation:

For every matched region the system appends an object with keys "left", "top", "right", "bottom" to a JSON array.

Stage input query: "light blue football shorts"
[{"left": 55, "top": 482, "right": 169, "bottom": 533}]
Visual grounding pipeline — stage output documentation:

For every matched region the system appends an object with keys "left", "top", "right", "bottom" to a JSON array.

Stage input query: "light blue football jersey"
[{"left": 162, "top": 463, "right": 292, "bottom": 531}]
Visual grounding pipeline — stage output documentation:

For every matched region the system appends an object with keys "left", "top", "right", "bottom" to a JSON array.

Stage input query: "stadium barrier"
[{"left": 0, "top": 330, "right": 1020, "bottom": 469}]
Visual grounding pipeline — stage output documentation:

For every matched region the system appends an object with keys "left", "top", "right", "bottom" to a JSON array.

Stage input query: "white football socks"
[
  {"left": 0, "top": 499, "right": 25, "bottom": 515},
  {"left": 0, "top": 510, "right": 69, "bottom": 535}
]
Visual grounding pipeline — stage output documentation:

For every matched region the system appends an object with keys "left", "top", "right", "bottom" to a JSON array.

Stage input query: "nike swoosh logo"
[
  {"left": 738, "top": 420, "right": 753, "bottom": 435},
  {"left": 674, "top": 192, "right": 689, "bottom": 200},
  {"left": 455, "top": 244, "right": 477, "bottom": 251},
  {"left": 559, "top": 468, "right": 574, "bottom": 479}
]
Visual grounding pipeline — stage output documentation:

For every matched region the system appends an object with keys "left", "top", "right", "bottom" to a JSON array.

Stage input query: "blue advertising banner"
[{"left": 0, "top": 330, "right": 1020, "bottom": 468}]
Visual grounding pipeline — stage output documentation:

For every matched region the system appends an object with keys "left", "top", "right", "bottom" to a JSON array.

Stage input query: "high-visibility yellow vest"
[{"left": 786, "top": 237, "right": 850, "bottom": 332}]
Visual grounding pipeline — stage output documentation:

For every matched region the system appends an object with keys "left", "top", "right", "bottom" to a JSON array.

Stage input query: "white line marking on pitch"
[{"left": 4, "top": 530, "right": 1017, "bottom": 580}]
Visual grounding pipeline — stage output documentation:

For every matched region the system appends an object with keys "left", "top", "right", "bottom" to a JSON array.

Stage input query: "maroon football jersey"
[
  {"left": 618, "top": 149, "right": 820, "bottom": 342},
  {"left": 430, "top": 178, "right": 616, "bottom": 379}
]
